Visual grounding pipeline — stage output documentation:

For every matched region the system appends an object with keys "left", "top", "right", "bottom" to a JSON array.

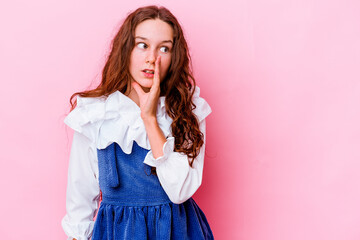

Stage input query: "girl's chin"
[
  {"left": 131, "top": 78, "right": 153, "bottom": 91},
  {"left": 136, "top": 79, "right": 153, "bottom": 88}
]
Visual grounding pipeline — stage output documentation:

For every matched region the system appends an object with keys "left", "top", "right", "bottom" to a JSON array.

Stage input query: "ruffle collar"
[{"left": 64, "top": 86, "right": 211, "bottom": 153}]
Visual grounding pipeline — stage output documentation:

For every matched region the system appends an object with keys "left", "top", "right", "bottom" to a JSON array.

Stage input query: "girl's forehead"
[{"left": 135, "top": 19, "right": 174, "bottom": 42}]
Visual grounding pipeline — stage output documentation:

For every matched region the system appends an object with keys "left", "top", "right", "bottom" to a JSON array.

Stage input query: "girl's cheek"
[{"left": 132, "top": 49, "right": 142, "bottom": 57}]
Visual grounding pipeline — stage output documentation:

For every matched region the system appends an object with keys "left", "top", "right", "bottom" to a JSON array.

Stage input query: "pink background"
[{"left": 1, "top": 0, "right": 359, "bottom": 239}]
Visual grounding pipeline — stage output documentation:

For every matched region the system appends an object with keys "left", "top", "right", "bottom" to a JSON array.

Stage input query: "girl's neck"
[
  {"left": 125, "top": 81, "right": 150, "bottom": 108},
  {"left": 126, "top": 88, "right": 140, "bottom": 107}
]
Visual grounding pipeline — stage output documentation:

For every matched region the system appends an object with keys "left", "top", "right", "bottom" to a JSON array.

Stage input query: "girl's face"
[{"left": 129, "top": 18, "right": 174, "bottom": 92}]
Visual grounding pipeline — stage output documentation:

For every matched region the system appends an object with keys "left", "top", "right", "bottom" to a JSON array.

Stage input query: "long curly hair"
[{"left": 68, "top": 5, "right": 204, "bottom": 167}]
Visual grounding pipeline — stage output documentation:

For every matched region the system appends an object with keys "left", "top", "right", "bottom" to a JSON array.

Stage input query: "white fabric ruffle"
[{"left": 64, "top": 86, "right": 211, "bottom": 153}]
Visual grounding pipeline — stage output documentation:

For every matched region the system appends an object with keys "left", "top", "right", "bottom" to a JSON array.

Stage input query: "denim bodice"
[{"left": 96, "top": 141, "right": 171, "bottom": 206}]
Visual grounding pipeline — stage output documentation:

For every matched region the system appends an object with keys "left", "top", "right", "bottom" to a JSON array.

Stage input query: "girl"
[{"left": 62, "top": 5, "right": 214, "bottom": 240}]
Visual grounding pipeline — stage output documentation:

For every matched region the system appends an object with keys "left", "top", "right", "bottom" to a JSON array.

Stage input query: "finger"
[
  {"left": 132, "top": 81, "right": 145, "bottom": 98},
  {"left": 152, "top": 56, "right": 161, "bottom": 91}
]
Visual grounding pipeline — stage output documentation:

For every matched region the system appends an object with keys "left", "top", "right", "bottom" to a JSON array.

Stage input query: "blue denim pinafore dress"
[{"left": 92, "top": 141, "right": 214, "bottom": 239}]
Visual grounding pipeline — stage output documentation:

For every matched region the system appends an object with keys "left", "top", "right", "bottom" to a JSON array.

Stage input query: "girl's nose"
[{"left": 145, "top": 50, "right": 157, "bottom": 64}]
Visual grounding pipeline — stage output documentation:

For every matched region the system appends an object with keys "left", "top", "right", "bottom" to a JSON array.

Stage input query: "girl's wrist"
[{"left": 141, "top": 114, "right": 157, "bottom": 124}]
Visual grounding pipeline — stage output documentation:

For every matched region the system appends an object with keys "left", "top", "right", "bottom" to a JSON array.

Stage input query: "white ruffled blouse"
[{"left": 61, "top": 86, "right": 212, "bottom": 240}]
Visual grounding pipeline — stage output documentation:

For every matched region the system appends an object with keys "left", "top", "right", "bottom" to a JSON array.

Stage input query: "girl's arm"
[
  {"left": 143, "top": 118, "right": 207, "bottom": 204},
  {"left": 132, "top": 56, "right": 210, "bottom": 204},
  {"left": 62, "top": 131, "right": 100, "bottom": 240},
  {"left": 142, "top": 116, "right": 167, "bottom": 158},
  {"left": 132, "top": 56, "right": 167, "bottom": 159}
]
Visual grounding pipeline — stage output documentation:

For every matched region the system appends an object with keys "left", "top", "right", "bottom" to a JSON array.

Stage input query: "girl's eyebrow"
[{"left": 135, "top": 36, "right": 173, "bottom": 44}]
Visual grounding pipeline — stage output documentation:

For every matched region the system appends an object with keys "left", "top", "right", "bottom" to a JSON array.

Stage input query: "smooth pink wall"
[{"left": 1, "top": 0, "right": 359, "bottom": 239}]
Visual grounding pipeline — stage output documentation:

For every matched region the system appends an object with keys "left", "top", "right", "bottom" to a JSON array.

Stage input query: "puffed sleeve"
[
  {"left": 143, "top": 118, "right": 209, "bottom": 204},
  {"left": 61, "top": 131, "right": 100, "bottom": 240}
]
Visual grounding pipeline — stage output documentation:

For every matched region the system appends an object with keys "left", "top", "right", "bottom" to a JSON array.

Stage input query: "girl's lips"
[
  {"left": 142, "top": 71, "right": 154, "bottom": 78},
  {"left": 142, "top": 69, "right": 154, "bottom": 73}
]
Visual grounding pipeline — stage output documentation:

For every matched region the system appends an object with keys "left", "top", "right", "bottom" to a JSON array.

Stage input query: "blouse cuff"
[
  {"left": 143, "top": 137, "right": 175, "bottom": 167},
  {"left": 62, "top": 215, "right": 94, "bottom": 240}
]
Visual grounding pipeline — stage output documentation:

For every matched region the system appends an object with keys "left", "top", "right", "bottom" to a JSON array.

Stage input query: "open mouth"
[
  {"left": 142, "top": 69, "right": 154, "bottom": 78},
  {"left": 142, "top": 69, "right": 154, "bottom": 74}
]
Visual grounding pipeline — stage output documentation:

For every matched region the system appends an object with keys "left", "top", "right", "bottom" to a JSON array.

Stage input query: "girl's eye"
[
  {"left": 137, "top": 43, "right": 147, "bottom": 49},
  {"left": 160, "top": 46, "right": 169, "bottom": 53}
]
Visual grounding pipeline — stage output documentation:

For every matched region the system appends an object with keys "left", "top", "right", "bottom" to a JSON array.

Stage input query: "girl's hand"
[{"left": 132, "top": 56, "right": 161, "bottom": 121}]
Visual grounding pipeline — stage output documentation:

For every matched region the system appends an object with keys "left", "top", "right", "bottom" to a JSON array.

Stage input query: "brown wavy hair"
[{"left": 68, "top": 5, "right": 204, "bottom": 167}]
